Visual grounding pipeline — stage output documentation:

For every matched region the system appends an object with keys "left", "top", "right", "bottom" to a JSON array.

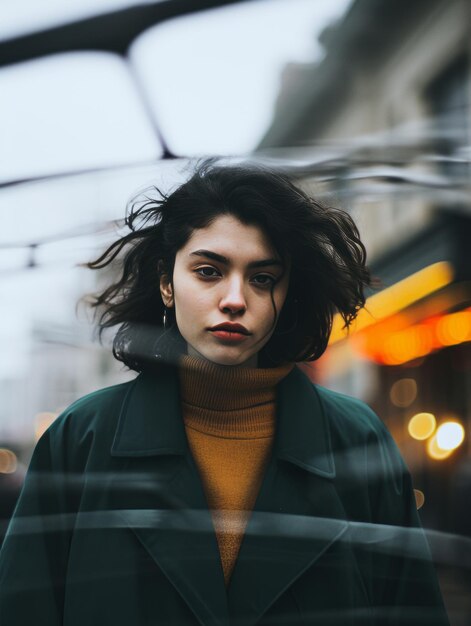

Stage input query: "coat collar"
[
  {"left": 111, "top": 364, "right": 336, "bottom": 479},
  {"left": 109, "top": 364, "right": 345, "bottom": 626}
]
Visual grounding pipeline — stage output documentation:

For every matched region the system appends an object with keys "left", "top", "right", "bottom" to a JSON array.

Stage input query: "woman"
[{"left": 0, "top": 163, "right": 449, "bottom": 625}]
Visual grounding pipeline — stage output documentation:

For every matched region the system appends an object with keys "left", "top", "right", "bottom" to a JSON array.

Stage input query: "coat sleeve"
[
  {"left": 364, "top": 411, "right": 450, "bottom": 626},
  {"left": 0, "top": 418, "right": 74, "bottom": 625}
]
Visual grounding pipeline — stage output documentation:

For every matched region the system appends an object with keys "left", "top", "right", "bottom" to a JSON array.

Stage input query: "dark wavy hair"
[{"left": 85, "top": 161, "right": 371, "bottom": 371}]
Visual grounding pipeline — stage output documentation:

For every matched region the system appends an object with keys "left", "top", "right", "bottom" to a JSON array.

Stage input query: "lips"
[
  {"left": 209, "top": 323, "right": 251, "bottom": 335},
  {"left": 208, "top": 323, "right": 251, "bottom": 344}
]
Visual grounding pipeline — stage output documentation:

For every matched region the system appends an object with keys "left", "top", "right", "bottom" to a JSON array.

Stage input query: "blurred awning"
[
  {"left": 0, "top": 0, "right": 250, "bottom": 184},
  {"left": 0, "top": 0, "right": 247, "bottom": 67},
  {"left": 0, "top": 0, "right": 355, "bottom": 181}
]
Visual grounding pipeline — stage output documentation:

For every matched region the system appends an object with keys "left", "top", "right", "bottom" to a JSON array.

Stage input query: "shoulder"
[
  {"left": 40, "top": 378, "right": 138, "bottom": 466},
  {"left": 284, "top": 366, "right": 392, "bottom": 448},
  {"left": 60, "top": 378, "right": 136, "bottom": 420},
  {"left": 313, "top": 382, "right": 406, "bottom": 471},
  {"left": 313, "top": 382, "right": 408, "bottom": 493},
  {"left": 313, "top": 383, "right": 387, "bottom": 442},
  {"left": 54, "top": 378, "right": 136, "bottom": 428}
]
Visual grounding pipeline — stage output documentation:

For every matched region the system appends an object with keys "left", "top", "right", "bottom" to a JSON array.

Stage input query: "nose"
[{"left": 219, "top": 277, "right": 247, "bottom": 315}]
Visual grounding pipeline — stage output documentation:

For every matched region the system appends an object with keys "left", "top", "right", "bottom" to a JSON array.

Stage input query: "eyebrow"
[{"left": 189, "top": 249, "right": 283, "bottom": 269}]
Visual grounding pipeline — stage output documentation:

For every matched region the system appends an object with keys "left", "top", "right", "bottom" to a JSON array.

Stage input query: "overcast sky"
[
  {"left": 0, "top": 0, "right": 352, "bottom": 183},
  {"left": 0, "top": 0, "right": 352, "bottom": 382}
]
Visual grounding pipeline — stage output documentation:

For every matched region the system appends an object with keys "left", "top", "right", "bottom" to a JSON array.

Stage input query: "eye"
[
  {"left": 251, "top": 274, "right": 276, "bottom": 288},
  {"left": 194, "top": 266, "right": 220, "bottom": 278}
]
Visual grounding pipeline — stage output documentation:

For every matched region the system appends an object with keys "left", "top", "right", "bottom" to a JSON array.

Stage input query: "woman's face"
[{"left": 160, "top": 215, "right": 290, "bottom": 367}]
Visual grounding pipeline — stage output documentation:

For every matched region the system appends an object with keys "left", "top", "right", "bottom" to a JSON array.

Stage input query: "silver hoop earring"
[{"left": 162, "top": 307, "right": 168, "bottom": 329}]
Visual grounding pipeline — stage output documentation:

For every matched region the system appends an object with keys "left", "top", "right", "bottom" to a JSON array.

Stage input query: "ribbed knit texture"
[{"left": 179, "top": 355, "right": 294, "bottom": 586}]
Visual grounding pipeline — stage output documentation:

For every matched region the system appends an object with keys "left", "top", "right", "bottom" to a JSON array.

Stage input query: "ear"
[{"left": 159, "top": 273, "right": 174, "bottom": 307}]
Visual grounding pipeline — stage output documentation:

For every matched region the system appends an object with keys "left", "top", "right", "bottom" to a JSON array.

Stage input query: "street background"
[{"left": 1, "top": 1, "right": 470, "bottom": 623}]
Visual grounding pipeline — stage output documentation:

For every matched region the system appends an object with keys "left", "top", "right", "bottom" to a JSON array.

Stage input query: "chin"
[
  {"left": 208, "top": 354, "right": 247, "bottom": 367},
  {"left": 195, "top": 348, "right": 256, "bottom": 368}
]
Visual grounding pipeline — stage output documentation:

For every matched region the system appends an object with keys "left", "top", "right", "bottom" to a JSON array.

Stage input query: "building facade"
[{"left": 260, "top": 4, "right": 471, "bottom": 604}]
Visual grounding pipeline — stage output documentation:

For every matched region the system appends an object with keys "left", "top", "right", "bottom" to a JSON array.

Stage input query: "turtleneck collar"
[{"left": 179, "top": 355, "right": 294, "bottom": 411}]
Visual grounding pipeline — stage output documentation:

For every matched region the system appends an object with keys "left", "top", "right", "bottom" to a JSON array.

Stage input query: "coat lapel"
[
  {"left": 227, "top": 368, "right": 349, "bottom": 625},
  {"left": 110, "top": 367, "right": 229, "bottom": 626},
  {"left": 109, "top": 365, "right": 348, "bottom": 626}
]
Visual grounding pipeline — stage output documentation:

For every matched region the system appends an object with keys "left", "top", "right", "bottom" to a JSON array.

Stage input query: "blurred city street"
[{"left": 1, "top": 0, "right": 470, "bottom": 623}]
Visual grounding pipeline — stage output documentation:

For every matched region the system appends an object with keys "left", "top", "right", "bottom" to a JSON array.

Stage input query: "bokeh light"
[
  {"left": 390, "top": 378, "right": 417, "bottom": 407},
  {"left": 0, "top": 448, "right": 18, "bottom": 474},
  {"left": 413, "top": 489, "right": 425, "bottom": 510},
  {"left": 408, "top": 412, "right": 436, "bottom": 440},
  {"left": 35, "top": 411, "right": 58, "bottom": 441},
  {"left": 338, "top": 300, "right": 471, "bottom": 366},
  {"left": 426, "top": 434, "right": 453, "bottom": 460},
  {"left": 383, "top": 325, "right": 433, "bottom": 365},
  {"left": 435, "top": 421, "right": 465, "bottom": 451},
  {"left": 436, "top": 311, "right": 471, "bottom": 346}
]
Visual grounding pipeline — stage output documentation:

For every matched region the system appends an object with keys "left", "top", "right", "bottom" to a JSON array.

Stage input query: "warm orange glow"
[
  {"left": 350, "top": 306, "right": 471, "bottom": 365},
  {"left": 413, "top": 489, "right": 425, "bottom": 510},
  {"left": 436, "top": 421, "right": 465, "bottom": 451},
  {"left": 35, "top": 412, "right": 58, "bottom": 441},
  {"left": 0, "top": 448, "right": 17, "bottom": 474},
  {"left": 330, "top": 261, "right": 454, "bottom": 344},
  {"left": 426, "top": 434, "right": 453, "bottom": 460},
  {"left": 408, "top": 413, "right": 436, "bottom": 440},
  {"left": 390, "top": 378, "right": 417, "bottom": 407},
  {"left": 382, "top": 325, "right": 433, "bottom": 365},
  {"left": 436, "top": 311, "right": 471, "bottom": 346}
]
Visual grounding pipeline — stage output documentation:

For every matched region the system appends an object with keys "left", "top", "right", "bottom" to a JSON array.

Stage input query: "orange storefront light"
[
  {"left": 329, "top": 261, "right": 454, "bottom": 345},
  {"left": 436, "top": 311, "right": 471, "bottom": 346},
  {"left": 352, "top": 306, "right": 471, "bottom": 365}
]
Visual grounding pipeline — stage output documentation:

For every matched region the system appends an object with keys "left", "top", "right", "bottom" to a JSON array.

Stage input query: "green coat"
[{"left": 0, "top": 366, "right": 449, "bottom": 625}]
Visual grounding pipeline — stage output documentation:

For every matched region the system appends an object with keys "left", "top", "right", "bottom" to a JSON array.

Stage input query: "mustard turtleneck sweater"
[{"left": 178, "top": 356, "right": 294, "bottom": 586}]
